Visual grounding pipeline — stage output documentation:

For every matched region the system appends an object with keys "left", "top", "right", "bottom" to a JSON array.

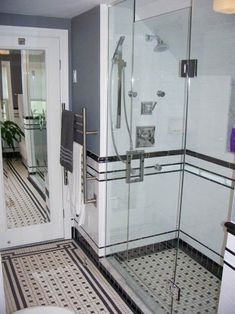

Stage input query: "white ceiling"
[{"left": 0, "top": 0, "right": 114, "bottom": 19}]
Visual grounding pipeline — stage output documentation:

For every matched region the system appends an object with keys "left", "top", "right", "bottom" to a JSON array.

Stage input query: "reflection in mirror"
[{"left": 0, "top": 49, "right": 50, "bottom": 229}]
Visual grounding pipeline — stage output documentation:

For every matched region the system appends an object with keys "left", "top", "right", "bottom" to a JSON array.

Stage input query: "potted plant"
[{"left": 0, "top": 120, "right": 24, "bottom": 151}]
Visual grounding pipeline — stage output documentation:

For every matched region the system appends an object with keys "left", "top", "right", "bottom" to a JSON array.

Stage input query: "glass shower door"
[
  {"left": 124, "top": 7, "right": 191, "bottom": 313},
  {"left": 172, "top": 0, "right": 235, "bottom": 313},
  {"left": 106, "top": 1, "right": 191, "bottom": 313}
]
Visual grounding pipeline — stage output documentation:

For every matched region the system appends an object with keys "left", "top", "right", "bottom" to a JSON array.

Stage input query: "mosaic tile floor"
[
  {"left": 1, "top": 240, "right": 133, "bottom": 314},
  {"left": 118, "top": 248, "right": 221, "bottom": 314},
  {"left": 3, "top": 159, "right": 49, "bottom": 229}
]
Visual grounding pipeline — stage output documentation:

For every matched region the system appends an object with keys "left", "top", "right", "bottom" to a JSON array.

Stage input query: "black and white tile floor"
[
  {"left": 119, "top": 248, "right": 220, "bottom": 313},
  {"left": 1, "top": 240, "right": 133, "bottom": 314},
  {"left": 3, "top": 159, "right": 49, "bottom": 229}
]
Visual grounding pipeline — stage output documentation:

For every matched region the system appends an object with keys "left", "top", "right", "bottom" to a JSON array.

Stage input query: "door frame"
[{"left": 0, "top": 26, "right": 70, "bottom": 248}]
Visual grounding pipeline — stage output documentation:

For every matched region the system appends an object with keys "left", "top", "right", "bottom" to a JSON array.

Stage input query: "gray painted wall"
[
  {"left": 0, "top": 13, "right": 70, "bottom": 29},
  {"left": 72, "top": 6, "right": 100, "bottom": 156}
]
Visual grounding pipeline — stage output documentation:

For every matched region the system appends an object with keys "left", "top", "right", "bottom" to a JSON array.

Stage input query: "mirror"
[{"left": 0, "top": 49, "right": 50, "bottom": 229}]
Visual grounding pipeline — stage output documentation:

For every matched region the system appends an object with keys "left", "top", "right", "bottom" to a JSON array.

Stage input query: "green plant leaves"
[{"left": 0, "top": 120, "right": 25, "bottom": 151}]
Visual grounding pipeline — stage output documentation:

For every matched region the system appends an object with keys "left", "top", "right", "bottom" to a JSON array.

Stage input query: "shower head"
[
  {"left": 112, "top": 36, "right": 125, "bottom": 61},
  {"left": 154, "top": 36, "right": 168, "bottom": 52},
  {"left": 145, "top": 34, "right": 168, "bottom": 52}
]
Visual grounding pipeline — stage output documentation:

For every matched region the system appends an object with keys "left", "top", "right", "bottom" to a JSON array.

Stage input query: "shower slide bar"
[{"left": 74, "top": 108, "right": 98, "bottom": 205}]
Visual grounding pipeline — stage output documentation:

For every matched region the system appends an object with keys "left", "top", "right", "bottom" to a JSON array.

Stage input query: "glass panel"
[
  {"left": 187, "top": 0, "right": 235, "bottom": 163},
  {"left": 175, "top": 0, "right": 235, "bottom": 313},
  {"left": 105, "top": 0, "right": 134, "bottom": 254},
  {"left": 0, "top": 49, "right": 50, "bottom": 229},
  {"left": 105, "top": 1, "right": 191, "bottom": 313},
  {"left": 126, "top": 8, "right": 190, "bottom": 313},
  {"left": 105, "top": 1, "right": 235, "bottom": 313}
]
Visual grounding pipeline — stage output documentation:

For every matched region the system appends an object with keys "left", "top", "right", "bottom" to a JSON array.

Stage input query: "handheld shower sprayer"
[
  {"left": 109, "top": 35, "right": 134, "bottom": 163},
  {"left": 112, "top": 36, "right": 125, "bottom": 62},
  {"left": 112, "top": 36, "right": 126, "bottom": 129}
]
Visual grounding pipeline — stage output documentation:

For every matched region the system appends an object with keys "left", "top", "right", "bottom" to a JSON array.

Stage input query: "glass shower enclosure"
[{"left": 105, "top": 0, "right": 235, "bottom": 313}]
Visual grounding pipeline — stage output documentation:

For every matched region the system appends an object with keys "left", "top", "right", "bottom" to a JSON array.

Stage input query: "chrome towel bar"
[{"left": 75, "top": 108, "right": 98, "bottom": 205}]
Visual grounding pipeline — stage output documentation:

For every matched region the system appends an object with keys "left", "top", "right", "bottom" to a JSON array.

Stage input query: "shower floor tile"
[
  {"left": 1, "top": 240, "right": 133, "bottom": 314},
  {"left": 118, "top": 248, "right": 220, "bottom": 314}
]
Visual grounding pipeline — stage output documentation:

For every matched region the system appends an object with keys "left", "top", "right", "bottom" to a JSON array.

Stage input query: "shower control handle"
[
  {"left": 154, "top": 164, "right": 162, "bottom": 171},
  {"left": 128, "top": 91, "right": 138, "bottom": 98},
  {"left": 156, "top": 90, "right": 165, "bottom": 97}
]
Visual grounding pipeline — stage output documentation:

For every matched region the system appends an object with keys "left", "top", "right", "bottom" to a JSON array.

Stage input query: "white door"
[{"left": 0, "top": 28, "right": 68, "bottom": 249}]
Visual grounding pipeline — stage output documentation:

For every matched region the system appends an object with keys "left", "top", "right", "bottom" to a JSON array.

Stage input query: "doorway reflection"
[{"left": 0, "top": 49, "right": 50, "bottom": 229}]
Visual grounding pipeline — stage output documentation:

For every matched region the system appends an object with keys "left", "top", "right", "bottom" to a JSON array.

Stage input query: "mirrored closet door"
[{"left": 0, "top": 28, "right": 68, "bottom": 249}]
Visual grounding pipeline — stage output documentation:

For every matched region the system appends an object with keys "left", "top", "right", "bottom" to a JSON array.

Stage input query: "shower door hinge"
[
  {"left": 180, "top": 59, "right": 197, "bottom": 78},
  {"left": 168, "top": 280, "right": 181, "bottom": 301},
  {"left": 59, "top": 59, "right": 61, "bottom": 70}
]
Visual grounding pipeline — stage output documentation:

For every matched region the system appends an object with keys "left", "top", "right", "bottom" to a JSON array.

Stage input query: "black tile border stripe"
[
  {"left": 1, "top": 245, "right": 70, "bottom": 260},
  {"left": 115, "top": 237, "right": 223, "bottom": 280},
  {"left": 185, "top": 162, "right": 235, "bottom": 182},
  {"left": 3, "top": 260, "right": 21, "bottom": 310},
  {"left": 76, "top": 224, "right": 227, "bottom": 259},
  {"left": 87, "top": 148, "right": 235, "bottom": 170},
  {"left": 88, "top": 167, "right": 233, "bottom": 188},
  {"left": 7, "top": 160, "right": 49, "bottom": 221},
  {"left": 2, "top": 240, "right": 132, "bottom": 314},
  {"left": 185, "top": 170, "right": 234, "bottom": 190},
  {"left": 88, "top": 162, "right": 183, "bottom": 175},
  {"left": 0, "top": 238, "right": 67, "bottom": 255},
  {"left": 72, "top": 227, "right": 223, "bottom": 313},
  {"left": 224, "top": 222, "right": 235, "bottom": 236},
  {"left": 74, "top": 223, "right": 177, "bottom": 250},
  {"left": 225, "top": 247, "right": 235, "bottom": 256},
  {"left": 72, "top": 227, "right": 143, "bottom": 314},
  {"left": 70, "top": 248, "right": 123, "bottom": 314},
  {"left": 8, "top": 258, "right": 27, "bottom": 308},
  {"left": 89, "top": 161, "right": 233, "bottom": 183},
  {"left": 99, "top": 169, "right": 181, "bottom": 182},
  {"left": 74, "top": 224, "right": 100, "bottom": 249},
  {"left": 65, "top": 248, "right": 118, "bottom": 314},
  {"left": 27, "top": 175, "right": 46, "bottom": 201},
  {"left": 86, "top": 149, "right": 235, "bottom": 188},
  {"left": 186, "top": 150, "right": 235, "bottom": 170},
  {"left": 87, "top": 149, "right": 184, "bottom": 163},
  {"left": 224, "top": 261, "right": 235, "bottom": 271},
  {"left": 116, "top": 238, "right": 177, "bottom": 262},
  {"left": 178, "top": 239, "right": 223, "bottom": 279},
  {"left": 180, "top": 230, "right": 223, "bottom": 258}
]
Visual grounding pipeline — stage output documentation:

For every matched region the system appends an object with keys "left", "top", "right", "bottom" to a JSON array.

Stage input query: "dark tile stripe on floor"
[{"left": 1, "top": 240, "right": 133, "bottom": 314}]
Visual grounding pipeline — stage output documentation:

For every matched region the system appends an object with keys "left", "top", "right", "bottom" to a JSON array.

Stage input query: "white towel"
[{"left": 67, "top": 142, "right": 85, "bottom": 224}]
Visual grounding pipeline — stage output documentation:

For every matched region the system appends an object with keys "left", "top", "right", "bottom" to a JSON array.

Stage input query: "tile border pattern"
[
  {"left": 72, "top": 227, "right": 223, "bottom": 314},
  {"left": 72, "top": 227, "right": 144, "bottom": 314},
  {"left": 86, "top": 149, "right": 235, "bottom": 189},
  {"left": 1, "top": 239, "right": 134, "bottom": 314}
]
